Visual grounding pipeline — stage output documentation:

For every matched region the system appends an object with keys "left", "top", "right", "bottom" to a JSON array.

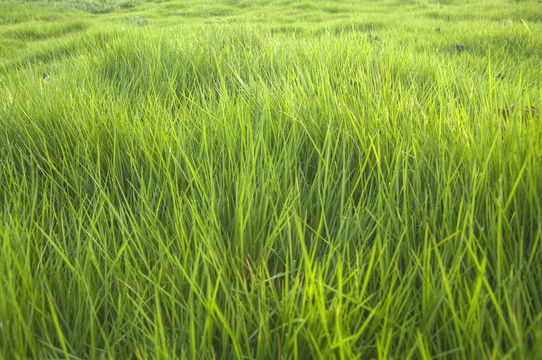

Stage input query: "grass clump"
[{"left": 0, "top": 0, "right": 541, "bottom": 359}]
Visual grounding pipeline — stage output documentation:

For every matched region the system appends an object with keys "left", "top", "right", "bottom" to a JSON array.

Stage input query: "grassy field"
[{"left": 1, "top": 0, "right": 541, "bottom": 358}]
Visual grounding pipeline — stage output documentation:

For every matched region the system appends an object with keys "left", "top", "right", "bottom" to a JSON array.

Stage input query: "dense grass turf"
[{"left": 1, "top": 0, "right": 541, "bottom": 358}]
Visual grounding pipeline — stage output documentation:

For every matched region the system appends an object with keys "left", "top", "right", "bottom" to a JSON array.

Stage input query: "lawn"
[{"left": 0, "top": 0, "right": 541, "bottom": 358}]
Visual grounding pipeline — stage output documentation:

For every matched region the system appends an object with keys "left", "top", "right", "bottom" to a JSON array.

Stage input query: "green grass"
[{"left": 1, "top": 0, "right": 541, "bottom": 358}]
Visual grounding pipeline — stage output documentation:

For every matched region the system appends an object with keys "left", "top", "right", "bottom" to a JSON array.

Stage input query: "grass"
[{"left": 0, "top": 0, "right": 541, "bottom": 358}]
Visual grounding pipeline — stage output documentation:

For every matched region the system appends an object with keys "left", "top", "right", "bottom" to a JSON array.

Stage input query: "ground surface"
[{"left": 1, "top": 0, "right": 542, "bottom": 359}]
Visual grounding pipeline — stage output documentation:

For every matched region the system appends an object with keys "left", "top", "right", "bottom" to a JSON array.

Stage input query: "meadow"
[{"left": 0, "top": 0, "right": 541, "bottom": 358}]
